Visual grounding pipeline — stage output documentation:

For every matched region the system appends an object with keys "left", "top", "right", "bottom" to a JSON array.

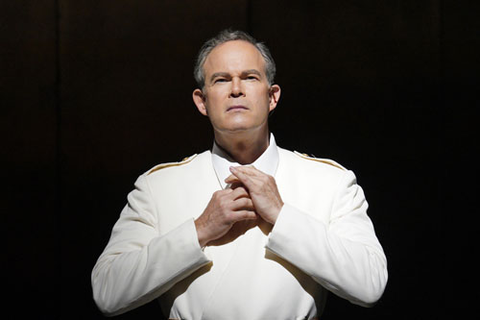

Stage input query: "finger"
[
  {"left": 229, "top": 185, "right": 250, "bottom": 200},
  {"left": 229, "top": 166, "right": 255, "bottom": 190},
  {"left": 225, "top": 174, "right": 240, "bottom": 184},
  {"left": 229, "top": 180, "right": 245, "bottom": 190},
  {"left": 230, "top": 166, "right": 270, "bottom": 189},
  {"left": 231, "top": 165, "right": 263, "bottom": 177},
  {"left": 232, "top": 197, "right": 255, "bottom": 211},
  {"left": 232, "top": 210, "right": 258, "bottom": 222},
  {"left": 225, "top": 175, "right": 243, "bottom": 190}
]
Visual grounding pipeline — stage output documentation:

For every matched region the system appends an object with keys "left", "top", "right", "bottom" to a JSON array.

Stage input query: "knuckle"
[
  {"left": 218, "top": 200, "right": 229, "bottom": 211},
  {"left": 213, "top": 189, "right": 228, "bottom": 199},
  {"left": 236, "top": 187, "right": 247, "bottom": 196},
  {"left": 238, "top": 198, "right": 248, "bottom": 207}
]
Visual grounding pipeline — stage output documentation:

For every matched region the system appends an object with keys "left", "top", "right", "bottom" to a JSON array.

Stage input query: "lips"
[{"left": 227, "top": 105, "right": 248, "bottom": 112}]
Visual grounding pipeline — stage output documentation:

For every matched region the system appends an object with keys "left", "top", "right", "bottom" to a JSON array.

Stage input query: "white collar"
[{"left": 211, "top": 133, "right": 279, "bottom": 189}]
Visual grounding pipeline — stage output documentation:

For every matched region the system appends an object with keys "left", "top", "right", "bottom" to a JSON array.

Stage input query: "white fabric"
[{"left": 92, "top": 141, "right": 388, "bottom": 319}]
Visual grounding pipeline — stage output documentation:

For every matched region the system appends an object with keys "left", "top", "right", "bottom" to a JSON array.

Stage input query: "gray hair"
[{"left": 193, "top": 29, "right": 276, "bottom": 89}]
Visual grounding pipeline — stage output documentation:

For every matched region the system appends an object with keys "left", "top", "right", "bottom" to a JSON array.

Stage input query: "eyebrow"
[
  {"left": 209, "top": 69, "right": 262, "bottom": 83},
  {"left": 210, "top": 72, "right": 230, "bottom": 83}
]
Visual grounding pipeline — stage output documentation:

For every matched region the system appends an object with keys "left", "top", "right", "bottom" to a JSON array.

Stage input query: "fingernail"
[{"left": 229, "top": 166, "right": 236, "bottom": 172}]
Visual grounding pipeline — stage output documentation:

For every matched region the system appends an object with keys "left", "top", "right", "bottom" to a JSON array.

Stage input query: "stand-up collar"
[{"left": 211, "top": 133, "right": 279, "bottom": 189}]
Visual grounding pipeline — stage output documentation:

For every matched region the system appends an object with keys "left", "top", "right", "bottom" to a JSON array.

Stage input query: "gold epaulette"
[
  {"left": 293, "top": 151, "right": 346, "bottom": 171},
  {"left": 148, "top": 154, "right": 197, "bottom": 175}
]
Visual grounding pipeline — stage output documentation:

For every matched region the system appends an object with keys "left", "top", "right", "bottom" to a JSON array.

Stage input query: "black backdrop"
[{"left": 2, "top": 1, "right": 477, "bottom": 319}]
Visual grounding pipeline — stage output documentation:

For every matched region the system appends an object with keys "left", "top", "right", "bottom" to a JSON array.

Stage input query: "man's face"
[{"left": 193, "top": 40, "right": 280, "bottom": 135}]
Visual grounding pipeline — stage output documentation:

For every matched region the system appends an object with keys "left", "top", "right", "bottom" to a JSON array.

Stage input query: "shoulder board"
[
  {"left": 148, "top": 154, "right": 197, "bottom": 175},
  {"left": 293, "top": 151, "right": 346, "bottom": 171}
]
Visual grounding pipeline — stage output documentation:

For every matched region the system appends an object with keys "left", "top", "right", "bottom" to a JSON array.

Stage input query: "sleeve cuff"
[
  {"left": 265, "top": 203, "right": 301, "bottom": 255},
  {"left": 152, "top": 218, "right": 212, "bottom": 269},
  {"left": 265, "top": 203, "right": 328, "bottom": 261}
]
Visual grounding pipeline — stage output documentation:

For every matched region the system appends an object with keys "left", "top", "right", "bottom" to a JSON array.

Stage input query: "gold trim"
[
  {"left": 294, "top": 151, "right": 346, "bottom": 171},
  {"left": 148, "top": 154, "right": 197, "bottom": 175}
]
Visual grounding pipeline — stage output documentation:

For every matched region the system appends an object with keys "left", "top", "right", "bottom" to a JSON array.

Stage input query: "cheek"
[
  {"left": 251, "top": 88, "right": 271, "bottom": 109},
  {"left": 204, "top": 92, "right": 225, "bottom": 114}
]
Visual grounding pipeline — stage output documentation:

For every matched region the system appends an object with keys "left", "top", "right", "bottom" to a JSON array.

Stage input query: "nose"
[{"left": 229, "top": 77, "right": 244, "bottom": 98}]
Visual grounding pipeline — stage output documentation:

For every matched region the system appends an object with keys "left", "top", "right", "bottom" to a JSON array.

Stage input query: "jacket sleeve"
[
  {"left": 91, "top": 174, "right": 212, "bottom": 316},
  {"left": 265, "top": 170, "right": 388, "bottom": 307}
]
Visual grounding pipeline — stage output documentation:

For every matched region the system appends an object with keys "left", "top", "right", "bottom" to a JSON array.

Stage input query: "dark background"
[{"left": 2, "top": 1, "right": 477, "bottom": 319}]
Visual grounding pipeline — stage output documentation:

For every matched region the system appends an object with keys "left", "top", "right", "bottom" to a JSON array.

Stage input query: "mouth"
[{"left": 227, "top": 105, "right": 249, "bottom": 112}]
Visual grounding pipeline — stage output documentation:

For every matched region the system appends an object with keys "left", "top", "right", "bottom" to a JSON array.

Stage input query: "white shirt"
[{"left": 211, "top": 133, "right": 279, "bottom": 189}]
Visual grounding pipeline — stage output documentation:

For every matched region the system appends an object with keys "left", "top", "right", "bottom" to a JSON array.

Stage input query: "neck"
[{"left": 214, "top": 127, "right": 270, "bottom": 165}]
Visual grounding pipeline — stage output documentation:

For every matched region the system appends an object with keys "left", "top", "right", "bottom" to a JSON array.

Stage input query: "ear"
[
  {"left": 193, "top": 89, "right": 208, "bottom": 116},
  {"left": 268, "top": 84, "right": 281, "bottom": 113}
]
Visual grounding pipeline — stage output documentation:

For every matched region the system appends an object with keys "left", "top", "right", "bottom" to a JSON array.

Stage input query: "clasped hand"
[{"left": 195, "top": 166, "right": 284, "bottom": 247}]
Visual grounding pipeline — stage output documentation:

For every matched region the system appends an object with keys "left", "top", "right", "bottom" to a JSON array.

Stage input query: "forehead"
[{"left": 203, "top": 40, "right": 266, "bottom": 76}]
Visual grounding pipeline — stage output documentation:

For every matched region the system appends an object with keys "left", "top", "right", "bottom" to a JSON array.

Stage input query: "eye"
[
  {"left": 214, "top": 78, "right": 228, "bottom": 84},
  {"left": 246, "top": 76, "right": 259, "bottom": 81}
]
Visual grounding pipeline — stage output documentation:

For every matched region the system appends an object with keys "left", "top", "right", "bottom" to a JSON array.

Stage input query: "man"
[{"left": 92, "top": 30, "right": 387, "bottom": 319}]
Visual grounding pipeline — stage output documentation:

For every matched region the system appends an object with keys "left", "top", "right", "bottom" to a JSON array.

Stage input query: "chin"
[
  {"left": 221, "top": 120, "right": 253, "bottom": 132},
  {"left": 214, "top": 119, "right": 266, "bottom": 134},
  {"left": 224, "top": 127, "right": 251, "bottom": 134}
]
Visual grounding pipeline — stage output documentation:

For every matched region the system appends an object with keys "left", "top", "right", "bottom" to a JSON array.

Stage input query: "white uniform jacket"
[{"left": 92, "top": 145, "right": 388, "bottom": 319}]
